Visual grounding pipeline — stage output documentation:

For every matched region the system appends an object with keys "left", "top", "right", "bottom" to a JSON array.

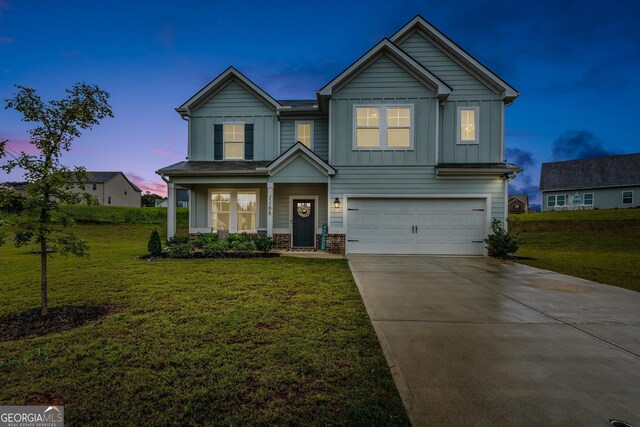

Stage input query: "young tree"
[{"left": 0, "top": 84, "right": 113, "bottom": 316}]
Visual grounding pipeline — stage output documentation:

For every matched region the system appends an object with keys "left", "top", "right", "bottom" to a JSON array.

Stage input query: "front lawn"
[
  {"left": 511, "top": 209, "right": 640, "bottom": 292},
  {"left": 0, "top": 223, "right": 408, "bottom": 425}
]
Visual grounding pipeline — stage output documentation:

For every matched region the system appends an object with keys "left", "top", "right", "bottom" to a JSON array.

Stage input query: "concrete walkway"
[{"left": 348, "top": 255, "right": 640, "bottom": 426}]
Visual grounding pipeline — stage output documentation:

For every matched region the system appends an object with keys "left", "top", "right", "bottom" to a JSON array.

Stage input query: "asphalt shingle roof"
[
  {"left": 156, "top": 161, "right": 271, "bottom": 176},
  {"left": 539, "top": 153, "right": 640, "bottom": 191}
]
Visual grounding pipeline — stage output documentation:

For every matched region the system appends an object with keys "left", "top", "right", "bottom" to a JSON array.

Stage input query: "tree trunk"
[{"left": 40, "top": 236, "right": 48, "bottom": 316}]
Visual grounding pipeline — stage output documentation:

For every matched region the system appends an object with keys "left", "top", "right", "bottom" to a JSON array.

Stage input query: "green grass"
[
  {"left": 511, "top": 209, "right": 640, "bottom": 292},
  {"left": 0, "top": 223, "right": 408, "bottom": 425},
  {"left": 60, "top": 204, "right": 189, "bottom": 225}
]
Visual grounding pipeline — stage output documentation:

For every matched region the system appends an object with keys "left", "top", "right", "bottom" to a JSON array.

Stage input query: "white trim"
[
  {"left": 342, "top": 193, "right": 492, "bottom": 256},
  {"left": 503, "top": 179, "right": 508, "bottom": 231},
  {"left": 352, "top": 104, "right": 415, "bottom": 151},
  {"left": 294, "top": 120, "right": 314, "bottom": 150},
  {"left": 167, "top": 181, "right": 176, "bottom": 238},
  {"left": 327, "top": 176, "right": 332, "bottom": 230},
  {"left": 583, "top": 192, "right": 594, "bottom": 206},
  {"left": 289, "top": 195, "right": 319, "bottom": 248},
  {"left": 318, "top": 39, "right": 451, "bottom": 99},
  {"left": 328, "top": 101, "right": 333, "bottom": 163},
  {"left": 207, "top": 188, "right": 260, "bottom": 233},
  {"left": 434, "top": 100, "right": 440, "bottom": 164},
  {"left": 456, "top": 106, "right": 479, "bottom": 145},
  {"left": 622, "top": 190, "right": 634, "bottom": 204},
  {"left": 267, "top": 182, "right": 274, "bottom": 236}
]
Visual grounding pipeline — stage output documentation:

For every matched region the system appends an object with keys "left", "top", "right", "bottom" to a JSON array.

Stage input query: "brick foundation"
[
  {"left": 325, "top": 234, "right": 346, "bottom": 254},
  {"left": 273, "top": 233, "right": 291, "bottom": 249}
]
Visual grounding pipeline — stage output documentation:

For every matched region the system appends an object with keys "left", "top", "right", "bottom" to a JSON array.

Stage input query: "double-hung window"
[
  {"left": 210, "top": 191, "right": 257, "bottom": 233},
  {"left": 295, "top": 121, "right": 314, "bottom": 149},
  {"left": 223, "top": 124, "right": 244, "bottom": 159},
  {"left": 457, "top": 107, "right": 479, "bottom": 144},
  {"left": 547, "top": 195, "right": 566, "bottom": 208},
  {"left": 622, "top": 191, "right": 633, "bottom": 204},
  {"left": 583, "top": 193, "right": 594, "bottom": 205},
  {"left": 354, "top": 105, "right": 413, "bottom": 149}
]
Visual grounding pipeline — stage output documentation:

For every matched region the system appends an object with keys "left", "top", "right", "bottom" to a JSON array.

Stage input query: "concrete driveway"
[{"left": 348, "top": 255, "right": 640, "bottom": 427}]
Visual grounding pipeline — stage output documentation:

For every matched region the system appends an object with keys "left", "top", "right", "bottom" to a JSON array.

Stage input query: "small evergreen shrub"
[
  {"left": 484, "top": 218, "right": 521, "bottom": 258},
  {"left": 229, "top": 240, "right": 256, "bottom": 257},
  {"left": 225, "top": 233, "right": 249, "bottom": 246},
  {"left": 193, "top": 233, "right": 218, "bottom": 249},
  {"left": 166, "top": 233, "right": 189, "bottom": 246},
  {"left": 202, "top": 241, "right": 228, "bottom": 258},
  {"left": 255, "top": 235, "right": 275, "bottom": 253},
  {"left": 167, "top": 242, "right": 192, "bottom": 258},
  {"left": 147, "top": 229, "right": 162, "bottom": 256}
]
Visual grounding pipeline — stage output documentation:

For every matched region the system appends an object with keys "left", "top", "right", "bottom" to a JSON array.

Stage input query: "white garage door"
[{"left": 346, "top": 198, "right": 487, "bottom": 255}]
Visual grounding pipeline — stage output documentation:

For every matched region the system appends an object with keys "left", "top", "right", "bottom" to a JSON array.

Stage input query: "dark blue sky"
[{"left": 1, "top": 0, "right": 639, "bottom": 201}]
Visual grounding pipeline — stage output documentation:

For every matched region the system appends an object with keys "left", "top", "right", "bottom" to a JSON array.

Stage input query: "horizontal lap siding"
[
  {"left": 542, "top": 186, "right": 640, "bottom": 211},
  {"left": 331, "top": 54, "right": 437, "bottom": 166},
  {"left": 274, "top": 184, "right": 328, "bottom": 230},
  {"left": 330, "top": 166, "right": 505, "bottom": 229},
  {"left": 189, "top": 80, "right": 278, "bottom": 161}
]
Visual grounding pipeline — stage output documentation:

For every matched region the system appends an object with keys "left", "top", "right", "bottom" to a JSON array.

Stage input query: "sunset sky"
[{"left": 1, "top": 0, "right": 639, "bottom": 203}]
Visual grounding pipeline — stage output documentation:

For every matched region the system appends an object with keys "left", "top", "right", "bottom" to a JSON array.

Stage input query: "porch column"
[
  {"left": 267, "top": 182, "right": 274, "bottom": 236},
  {"left": 167, "top": 181, "right": 176, "bottom": 238}
]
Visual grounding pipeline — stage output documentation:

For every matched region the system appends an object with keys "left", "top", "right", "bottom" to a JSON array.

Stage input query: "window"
[
  {"left": 458, "top": 107, "right": 479, "bottom": 144},
  {"left": 210, "top": 191, "right": 258, "bottom": 233},
  {"left": 92, "top": 183, "right": 97, "bottom": 191},
  {"left": 295, "top": 121, "right": 314, "bottom": 149},
  {"left": 354, "top": 105, "right": 413, "bottom": 149},
  {"left": 547, "top": 195, "right": 555, "bottom": 207},
  {"left": 547, "top": 195, "right": 566, "bottom": 207},
  {"left": 514, "top": 204, "right": 520, "bottom": 211},
  {"left": 108, "top": 196, "right": 111, "bottom": 205},
  {"left": 124, "top": 190, "right": 127, "bottom": 195},
  {"left": 623, "top": 191, "right": 633, "bottom": 204},
  {"left": 211, "top": 193, "right": 231, "bottom": 232},
  {"left": 223, "top": 124, "right": 244, "bottom": 159},
  {"left": 583, "top": 193, "right": 594, "bottom": 205},
  {"left": 556, "top": 195, "right": 565, "bottom": 206}
]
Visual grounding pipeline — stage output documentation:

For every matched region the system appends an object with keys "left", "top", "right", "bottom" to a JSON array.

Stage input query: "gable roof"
[
  {"left": 260, "top": 142, "right": 336, "bottom": 176},
  {"left": 540, "top": 153, "right": 640, "bottom": 191},
  {"left": 86, "top": 171, "right": 142, "bottom": 192},
  {"left": 318, "top": 39, "right": 452, "bottom": 100},
  {"left": 390, "top": 15, "right": 519, "bottom": 102},
  {"left": 176, "top": 67, "right": 282, "bottom": 115},
  {"left": 509, "top": 194, "right": 529, "bottom": 204}
]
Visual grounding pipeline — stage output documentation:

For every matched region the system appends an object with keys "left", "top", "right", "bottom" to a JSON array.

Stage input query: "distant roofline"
[{"left": 541, "top": 152, "right": 639, "bottom": 166}]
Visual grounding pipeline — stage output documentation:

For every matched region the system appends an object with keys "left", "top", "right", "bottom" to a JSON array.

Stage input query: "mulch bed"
[
  {"left": 139, "top": 252, "right": 280, "bottom": 260},
  {"left": 0, "top": 305, "right": 116, "bottom": 342}
]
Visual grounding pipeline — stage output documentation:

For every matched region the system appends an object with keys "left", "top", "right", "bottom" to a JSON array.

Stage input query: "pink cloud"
[
  {"left": 2, "top": 137, "right": 39, "bottom": 155},
  {"left": 152, "top": 147, "right": 178, "bottom": 157},
  {"left": 126, "top": 171, "right": 167, "bottom": 197}
]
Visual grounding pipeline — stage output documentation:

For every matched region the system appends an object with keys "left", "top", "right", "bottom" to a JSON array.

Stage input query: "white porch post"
[
  {"left": 267, "top": 182, "right": 274, "bottom": 236},
  {"left": 167, "top": 181, "right": 176, "bottom": 238}
]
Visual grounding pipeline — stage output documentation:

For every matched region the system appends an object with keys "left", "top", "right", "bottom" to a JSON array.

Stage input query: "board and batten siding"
[
  {"left": 330, "top": 54, "right": 438, "bottom": 166},
  {"left": 280, "top": 119, "right": 328, "bottom": 161},
  {"left": 188, "top": 80, "right": 278, "bottom": 161},
  {"left": 399, "top": 31, "right": 505, "bottom": 164},
  {"left": 542, "top": 186, "right": 640, "bottom": 211},
  {"left": 329, "top": 166, "right": 505, "bottom": 230}
]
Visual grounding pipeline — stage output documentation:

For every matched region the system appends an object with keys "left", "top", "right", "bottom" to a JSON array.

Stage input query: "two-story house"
[{"left": 157, "top": 15, "right": 521, "bottom": 255}]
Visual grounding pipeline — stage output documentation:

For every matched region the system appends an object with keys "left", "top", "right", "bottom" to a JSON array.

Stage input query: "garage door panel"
[{"left": 346, "top": 198, "right": 487, "bottom": 255}]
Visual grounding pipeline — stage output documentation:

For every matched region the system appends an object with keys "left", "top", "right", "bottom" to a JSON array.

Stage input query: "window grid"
[
  {"left": 295, "top": 122, "right": 313, "bottom": 149},
  {"left": 354, "top": 105, "right": 413, "bottom": 150},
  {"left": 622, "top": 191, "right": 633, "bottom": 204},
  {"left": 458, "top": 107, "right": 478, "bottom": 143},
  {"left": 583, "top": 193, "right": 594, "bottom": 205},
  {"left": 223, "top": 124, "right": 244, "bottom": 159}
]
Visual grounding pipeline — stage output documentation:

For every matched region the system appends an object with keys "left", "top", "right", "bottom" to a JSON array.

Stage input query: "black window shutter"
[
  {"left": 214, "top": 124, "right": 223, "bottom": 160},
  {"left": 244, "top": 124, "right": 254, "bottom": 160}
]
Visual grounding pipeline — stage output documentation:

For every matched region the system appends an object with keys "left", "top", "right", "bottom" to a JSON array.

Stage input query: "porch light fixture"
[{"left": 333, "top": 198, "right": 341, "bottom": 209}]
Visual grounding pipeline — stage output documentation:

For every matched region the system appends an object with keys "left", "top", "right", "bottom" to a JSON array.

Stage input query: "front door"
[{"left": 292, "top": 199, "right": 315, "bottom": 247}]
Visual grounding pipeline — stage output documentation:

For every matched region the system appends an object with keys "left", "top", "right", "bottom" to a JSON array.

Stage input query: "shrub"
[
  {"left": 166, "top": 233, "right": 189, "bottom": 246},
  {"left": 255, "top": 235, "right": 275, "bottom": 253},
  {"left": 167, "top": 242, "right": 192, "bottom": 258},
  {"left": 202, "top": 241, "right": 228, "bottom": 257},
  {"left": 225, "top": 233, "right": 249, "bottom": 246},
  {"left": 229, "top": 240, "right": 256, "bottom": 257},
  {"left": 484, "top": 218, "right": 521, "bottom": 258},
  {"left": 147, "top": 229, "right": 162, "bottom": 256},
  {"left": 193, "top": 233, "right": 218, "bottom": 249}
]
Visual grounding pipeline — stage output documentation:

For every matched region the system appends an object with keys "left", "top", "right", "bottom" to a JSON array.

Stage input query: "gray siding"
[
  {"left": 73, "top": 174, "right": 141, "bottom": 207},
  {"left": 330, "top": 54, "right": 438, "bottom": 166},
  {"left": 274, "top": 183, "right": 327, "bottom": 231},
  {"left": 189, "top": 80, "right": 278, "bottom": 161},
  {"left": 280, "top": 119, "right": 328, "bottom": 161},
  {"left": 542, "top": 186, "right": 640, "bottom": 211},
  {"left": 329, "top": 167, "right": 506, "bottom": 230}
]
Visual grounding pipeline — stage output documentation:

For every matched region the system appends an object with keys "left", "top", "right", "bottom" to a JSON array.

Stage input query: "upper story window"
[
  {"left": 354, "top": 105, "right": 413, "bottom": 150},
  {"left": 295, "top": 121, "right": 314, "bottom": 149},
  {"left": 457, "top": 107, "right": 479, "bottom": 144},
  {"left": 223, "top": 124, "right": 244, "bottom": 159},
  {"left": 622, "top": 191, "right": 633, "bottom": 204}
]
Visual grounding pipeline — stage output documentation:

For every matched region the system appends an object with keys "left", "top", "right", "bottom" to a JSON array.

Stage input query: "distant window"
[
  {"left": 547, "top": 195, "right": 565, "bottom": 208},
  {"left": 556, "top": 195, "right": 565, "bottom": 206},
  {"left": 583, "top": 193, "right": 594, "bottom": 205},
  {"left": 354, "top": 105, "right": 413, "bottom": 149},
  {"left": 622, "top": 191, "right": 633, "bottom": 204},
  {"left": 92, "top": 183, "right": 97, "bottom": 191},
  {"left": 547, "top": 195, "right": 555, "bottom": 207},
  {"left": 458, "top": 107, "right": 479, "bottom": 144},
  {"left": 223, "top": 124, "right": 244, "bottom": 159},
  {"left": 124, "top": 190, "right": 127, "bottom": 195},
  {"left": 295, "top": 121, "right": 313, "bottom": 149},
  {"left": 514, "top": 204, "right": 520, "bottom": 211},
  {"left": 108, "top": 196, "right": 111, "bottom": 205}
]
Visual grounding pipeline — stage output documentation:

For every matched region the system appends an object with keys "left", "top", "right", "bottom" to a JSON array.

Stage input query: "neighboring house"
[
  {"left": 155, "top": 188, "right": 189, "bottom": 208},
  {"left": 508, "top": 194, "right": 528, "bottom": 214},
  {"left": 157, "top": 15, "right": 521, "bottom": 255},
  {"left": 76, "top": 172, "right": 142, "bottom": 207},
  {"left": 540, "top": 153, "right": 640, "bottom": 211}
]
